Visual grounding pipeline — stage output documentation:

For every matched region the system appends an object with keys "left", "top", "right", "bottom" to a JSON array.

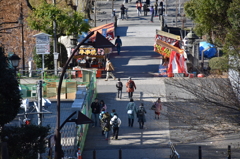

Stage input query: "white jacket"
[{"left": 110, "top": 115, "right": 121, "bottom": 127}]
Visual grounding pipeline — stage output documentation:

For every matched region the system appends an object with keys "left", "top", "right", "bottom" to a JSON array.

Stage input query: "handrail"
[{"left": 169, "top": 142, "right": 180, "bottom": 159}]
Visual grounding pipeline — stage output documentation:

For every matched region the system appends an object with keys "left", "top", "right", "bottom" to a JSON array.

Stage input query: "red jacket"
[
  {"left": 126, "top": 80, "right": 136, "bottom": 92},
  {"left": 136, "top": 2, "right": 142, "bottom": 8}
]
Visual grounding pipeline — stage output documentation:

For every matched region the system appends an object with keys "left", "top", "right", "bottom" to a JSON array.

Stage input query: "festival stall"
[
  {"left": 72, "top": 32, "right": 115, "bottom": 78},
  {"left": 89, "top": 23, "right": 115, "bottom": 41},
  {"left": 154, "top": 31, "right": 187, "bottom": 77}
]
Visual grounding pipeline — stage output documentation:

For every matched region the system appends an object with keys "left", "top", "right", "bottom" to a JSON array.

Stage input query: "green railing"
[{"left": 76, "top": 69, "right": 97, "bottom": 151}]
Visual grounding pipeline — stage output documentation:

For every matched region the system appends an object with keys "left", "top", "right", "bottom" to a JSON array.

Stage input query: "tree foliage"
[
  {"left": 184, "top": 0, "right": 234, "bottom": 46},
  {"left": 1, "top": 125, "right": 50, "bottom": 159},
  {"left": 26, "top": 0, "right": 90, "bottom": 36},
  {"left": 33, "top": 42, "right": 68, "bottom": 69},
  {"left": 0, "top": 47, "right": 21, "bottom": 128}
]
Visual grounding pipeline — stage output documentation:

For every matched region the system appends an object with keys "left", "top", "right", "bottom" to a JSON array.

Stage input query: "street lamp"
[
  {"left": 184, "top": 28, "right": 199, "bottom": 71},
  {"left": 54, "top": 32, "right": 94, "bottom": 159},
  {"left": 9, "top": 53, "right": 21, "bottom": 76},
  {"left": 185, "top": 28, "right": 198, "bottom": 45},
  {"left": 18, "top": 3, "right": 25, "bottom": 76}
]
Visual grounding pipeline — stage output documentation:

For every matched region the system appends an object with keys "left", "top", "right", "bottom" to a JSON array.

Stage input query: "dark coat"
[
  {"left": 126, "top": 80, "right": 136, "bottom": 92},
  {"left": 137, "top": 106, "right": 147, "bottom": 122},
  {"left": 91, "top": 102, "right": 100, "bottom": 114},
  {"left": 120, "top": 6, "right": 126, "bottom": 14},
  {"left": 116, "top": 81, "right": 123, "bottom": 90}
]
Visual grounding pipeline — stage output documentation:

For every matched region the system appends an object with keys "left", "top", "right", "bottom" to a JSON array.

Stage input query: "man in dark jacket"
[
  {"left": 116, "top": 78, "right": 123, "bottom": 99},
  {"left": 120, "top": 4, "right": 126, "bottom": 20},
  {"left": 91, "top": 98, "right": 101, "bottom": 127}
]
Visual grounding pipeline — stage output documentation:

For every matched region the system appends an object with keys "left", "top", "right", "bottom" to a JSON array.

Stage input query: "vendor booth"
[
  {"left": 89, "top": 23, "right": 115, "bottom": 41},
  {"left": 72, "top": 31, "right": 115, "bottom": 78},
  {"left": 154, "top": 32, "right": 187, "bottom": 77}
]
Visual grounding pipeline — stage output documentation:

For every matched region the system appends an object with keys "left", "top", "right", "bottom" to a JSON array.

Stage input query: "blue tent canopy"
[{"left": 199, "top": 42, "right": 217, "bottom": 58}]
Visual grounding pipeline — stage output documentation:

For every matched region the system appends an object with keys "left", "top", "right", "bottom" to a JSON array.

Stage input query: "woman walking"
[
  {"left": 137, "top": 103, "right": 147, "bottom": 129},
  {"left": 126, "top": 98, "right": 137, "bottom": 127},
  {"left": 154, "top": 98, "right": 162, "bottom": 119}
]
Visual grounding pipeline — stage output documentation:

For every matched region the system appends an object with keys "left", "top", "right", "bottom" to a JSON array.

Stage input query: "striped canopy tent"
[
  {"left": 154, "top": 39, "right": 187, "bottom": 74},
  {"left": 89, "top": 23, "right": 115, "bottom": 41}
]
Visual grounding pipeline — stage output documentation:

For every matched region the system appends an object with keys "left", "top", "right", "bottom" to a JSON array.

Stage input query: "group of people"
[
  {"left": 116, "top": 77, "right": 137, "bottom": 99},
  {"left": 91, "top": 97, "right": 163, "bottom": 140},
  {"left": 126, "top": 97, "right": 162, "bottom": 129},
  {"left": 117, "top": 0, "right": 164, "bottom": 23},
  {"left": 91, "top": 98, "right": 122, "bottom": 140}
]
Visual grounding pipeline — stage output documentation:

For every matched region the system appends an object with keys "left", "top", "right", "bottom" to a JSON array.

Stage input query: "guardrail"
[{"left": 169, "top": 142, "right": 180, "bottom": 159}]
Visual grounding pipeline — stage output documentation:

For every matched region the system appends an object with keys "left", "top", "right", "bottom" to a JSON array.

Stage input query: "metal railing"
[{"left": 169, "top": 142, "right": 180, "bottom": 159}]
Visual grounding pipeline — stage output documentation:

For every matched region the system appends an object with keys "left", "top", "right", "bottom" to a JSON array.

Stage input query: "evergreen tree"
[{"left": 0, "top": 47, "right": 21, "bottom": 129}]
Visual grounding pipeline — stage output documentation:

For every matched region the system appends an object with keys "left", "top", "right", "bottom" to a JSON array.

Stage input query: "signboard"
[
  {"left": 33, "top": 33, "right": 51, "bottom": 54},
  {"left": 36, "top": 44, "right": 50, "bottom": 54},
  {"left": 156, "top": 34, "right": 179, "bottom": 45}
]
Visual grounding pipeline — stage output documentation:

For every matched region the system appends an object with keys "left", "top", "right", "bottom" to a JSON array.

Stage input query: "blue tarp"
[{"left": 199, "top": 42, "right": 217, "bottom": 58}]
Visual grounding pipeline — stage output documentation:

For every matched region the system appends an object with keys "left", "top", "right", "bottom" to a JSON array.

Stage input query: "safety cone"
[{"left": 77, "top": 148, "right": 82, "bottom": 159}]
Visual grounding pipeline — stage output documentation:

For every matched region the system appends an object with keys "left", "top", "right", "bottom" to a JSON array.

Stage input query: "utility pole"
[
  {"left": 37, "top": 80, "right": 43, "bottom": 159},
  {"left": 175, "top": 0, "right": 177, "bottom": 27},
  {"left": 94, "top": 0, "right": 97, "bottom": 27},
  {"left": 20, "top": 3, "right": 25, "bottom": 76},
  {"left": 53, "top": 0, "right": 58, "bottom": 76}
]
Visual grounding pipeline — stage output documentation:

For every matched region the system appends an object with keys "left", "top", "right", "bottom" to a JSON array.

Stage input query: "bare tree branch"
[{"left": 25, "top": 0, "right": 35, "bottom": 10}]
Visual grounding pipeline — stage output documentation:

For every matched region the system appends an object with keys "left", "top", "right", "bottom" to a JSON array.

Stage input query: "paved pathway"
[{"left": 82, "top": 1, "right": 172, "bottom": 159}]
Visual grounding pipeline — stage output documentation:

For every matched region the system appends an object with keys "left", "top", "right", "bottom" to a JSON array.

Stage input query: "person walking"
[
  {"left": 110, "top": 115, "right": 121, "bottom": 140},
  {"left": 126, "top": 77, "right": 136, "bottom": 98},
  {"left": 126, "top": 98, "right": 137, "bottom": 127},
  {"left": 91, "top": 98, "right": 101, "bottom": 127},
  {"left": 115, "top": 36, "right": 122, "bottom": 55},
  {"left": 150, "top": 6, "right": 154, "bottom": 22},
  {"left": 105, "top": 58, "right": 116, "bottom": 81},
  {"left": 154, "top": 98, "right": 162, "bottom": 119},
  {"left": 154, "top": 0, "right": 158, "bottom": 16},
  {"left": 136, "top": 1, "right": 142, "bottom": 16},
  {"left": 120, "top": 4, "right": 126, "bottom": 20},
  {"left": 137, "top": 103, "right": 147, "bottom": 129},
  {"left": 143, "top": 3, "right": 148, "bottom": 16},
  {"left": 116, "top": 78, "right": 123, "bottom": 99},
  {"left": 101, "top": 112, "right": 111, "bottom": 140}
]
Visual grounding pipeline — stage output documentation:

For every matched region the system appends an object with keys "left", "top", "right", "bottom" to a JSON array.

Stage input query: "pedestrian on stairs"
[
  {"left": 110, "top": 115, "right": 121, "bottom": 140},
  {"left": 150, "top": 6, "right": 154, "bottom": 22},
  {"left": 136, "top": 1, "right": 142, "bottom": 16},
  {"left": 126, "top": 77, "right": 136, "bottom": 98},
  {"left": 154, "top": 98, "right": 162, "bottom": 119},
  {"left": 116, "top": 78, "right": 123, "bottom": 99},
  {"left": 126, "top": 98, "right": 137, "bottom": 127},
  {"left": 137, "top": 103, "right": 147, "bottom": 129},
  {"left": 105, "top": 58, "right": 116, "bottom": 81}
]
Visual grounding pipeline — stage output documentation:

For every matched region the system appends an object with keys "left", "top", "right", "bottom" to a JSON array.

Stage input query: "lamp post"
[
  {"left": 185, "top": 28, "right": 199, "bottom": 71},
  {"left": 18, "top": 3, "right": 25, "bottom": 76},
  {"left": 54, "top": 31, "right": 93, "bottom": 159},
  {"left": 9, "top": 53, "right": 21, "bottom": 77}
]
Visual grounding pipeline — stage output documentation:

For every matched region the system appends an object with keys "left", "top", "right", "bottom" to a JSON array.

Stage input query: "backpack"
[
  {"left": 117, "top": 82, "right": 123, "bottom": 88},
  {"left": 138, "top": 108, "right": 144, "bottom": 116},
  {"left": 112, "top": 118, "right": 118, "bottom": 128},
  {"left": 129, "top": 81, "right": 134, "bottom": 88}
]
